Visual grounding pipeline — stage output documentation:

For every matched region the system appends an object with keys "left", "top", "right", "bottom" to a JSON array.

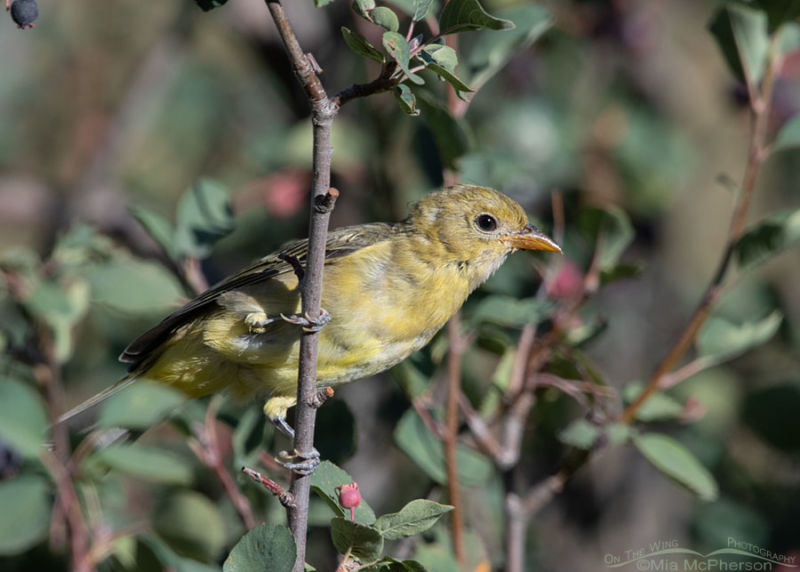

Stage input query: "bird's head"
[{"left": 407, "top": 185, "right": 561, "bottom": 288}]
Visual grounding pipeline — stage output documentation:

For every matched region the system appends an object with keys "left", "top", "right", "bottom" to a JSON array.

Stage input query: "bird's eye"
[{"left": 475, "top": 214, "right": 498, "bottom": 232}]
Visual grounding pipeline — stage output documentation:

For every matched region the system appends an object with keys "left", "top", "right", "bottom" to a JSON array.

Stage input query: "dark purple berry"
[{"left": 10, "top": 0, "right": 38, "bottom": 29}]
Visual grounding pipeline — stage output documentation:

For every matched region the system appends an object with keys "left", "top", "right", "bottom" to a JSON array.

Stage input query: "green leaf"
[
  {"left": 733, "top": 209, "right": 800, "bottom": 271},
  {"left": 130, "top": 206, "right": 177, "bottom": 260},
  {"left": 310, "top": 461, "right": 377, "bottom": 524},
  {"left": 466, "top": 4, "right": 551, "bottom": 91},
  {"left": 0, "top": 377, "right": 49, "bottom": 459},
  {"left": 342, "top": 27, "right": 385, "bottom": 63},
  {"left": 353, "top": 0, "right": 377, "bottom": 16},
  {"left": 330, "top": 518, "right": 384, "bottom": 562},
  {"left": 0, "top": 476, "right": 51, "bottom": 555},
  {"left": 393, "top": 409, "right": 491, "bottom": 486},
  {"left": 24, "top": 278, "right": 90, "bottom": 362},
  {"left": 579, "top": 206, "right": 634, "bottom": 271},
  {"left": 315, "top": 0, "right": 335, "bottom": 6},
  {"left": 372, "top": 6, "right": 400, "bottom": 31},
  {"left": 413, "top": 0, "right": 435, "bottom": 21},
  {"left": 439, "top": 0, "right": 514, "bottom": 33},
  {"left": 97, "top": 382, "right": 186, "bottom": 431},
  {"left": 194, "top": 0, "right": 227, "bottom": 11},
  {"left": 558, "top": 419, "right": 600, "bottom": 449},
  {"left": 223, "top": 524, "right": 296, "bottom": 572},
  {"left": 394, "top": 84, "right": 420, "bottom": 116},
  {"left": 623, "top": 383, "right": 685, "bottom": 422},
  {"left": 743, "top": 383, "right": 800, "bottom": 451},
  {"left": 415, "top": 89, "right": 472, "bottom": 168},
  {"left": 470, "top": 295, "right": 554, "bottom": 328},
  {"left": 753, "top": 0, "right": 800, "bottom": 32},
  {"left": 85, "top": 257, "right": 184, "bottom": 313},
  {"left": 376, "top": 499, "right": 453, "bottom": 540},
  {"left": 154, "top": 491, "right": 226, "bottom": 563},
  {"left": 174, "top": 179, "right": 235, "bottom": 259},
  {"left": 418, "top": 45, "right": 472, "bottom": 94},
  {"left": 709, "top": 4, "right": 769, "bottom": 87},
  {"left": 140, "top": 534, "right": 223, "bottom": 572},
  {"left": 773, "top": 113, "right": 800, "bottom": 152},
  {"left": 383, "top": 32, "right": 425, "bottom": 85},
  {"left": 633, "top": 433, "right": 718, "bottom": 501},
  {"left": 696, "top": 310, "right": 782, "bottom": 364},
  {"left": 87, "top": 443, "right": 194, "bottom": 485}
]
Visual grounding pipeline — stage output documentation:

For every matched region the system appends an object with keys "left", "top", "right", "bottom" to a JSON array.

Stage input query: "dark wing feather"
[{"left": 120, "top": 222, "right": 398, "bottom": 367}]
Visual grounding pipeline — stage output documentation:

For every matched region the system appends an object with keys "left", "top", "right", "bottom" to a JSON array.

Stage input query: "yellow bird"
[{"left": 67, "top": 185, "right": 560, "bottom": 441}]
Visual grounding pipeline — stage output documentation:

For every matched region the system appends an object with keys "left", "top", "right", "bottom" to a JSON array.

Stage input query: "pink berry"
[{"left": 337, "top": 482, "right": 361, "bottom": 520}]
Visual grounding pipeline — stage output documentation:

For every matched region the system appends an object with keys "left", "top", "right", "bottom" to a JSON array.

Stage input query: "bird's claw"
[
  {"left": 244, "top": 311, "right": 277, "bottom": 334},
  {"left": 278, "top": 447, "right": 321, "bottom": 476},
  {"left": 280, "top": 308, "right": 332, "bottom": 333}
]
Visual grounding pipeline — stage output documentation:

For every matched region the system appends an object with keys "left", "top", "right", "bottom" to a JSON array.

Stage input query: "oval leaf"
[
  {"left": 383, "top": 32, "right": 424, "bottom": 85},
  {"left": 439, "top": 0, "right": 515, "bottom": 33},
  {"left": 372, "top": 6, "right": 400, "bottom": 31},
  {"left": 342, "top": 27, "right": 386, "bottom": 63},
  {"left": 394, "top": 84, "right": 420, "bottom": 116},
  {"left": 331, "top": 517, "right": 384, "bottom": 562},
  {"left": 0, "top": 377, "right": 49, "bottom": 459},
  {"left": 85, "top": 257, "right": 184, "bottom": 313},
  {"left": 709, "top": 4, "right": 769, "bottom": 87},
  {"left": 224, "top": 523, "right": 296, "bottom": 572},
  {"left": 696, "top": 311, "right": 782, "bottom": 363},
  {"left": 633, "top": 433, "right": 718, "bottom": 501},
  {"left": 376, "top": 499, "right": 453, "bottom": 540},
  {"left": 734, "top": 208, "right": 800, "bottom": 273},
  {"left": 175, "top": 179, "right": 235, "bottom": 259},
  {"left": 88, "top": 443, "right": 194, "bottom": 485},
  {"left": 393, "top": 409, "right": 491, "bottom": 486},
  {"left": 154, "top": 491, "right": 227, "bottom": 562},
  {"left": 97, "top": 382, "right": 187, "bottom": 431},
  {"left": 0, "top": 476, "right": 51, "bottom": 555},
  {"left": 310, "top": 461, "right": 377, "bottom": 524}
]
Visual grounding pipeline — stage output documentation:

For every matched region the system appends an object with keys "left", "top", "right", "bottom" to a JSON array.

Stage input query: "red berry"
[{"left": 337, "top": 482, "right": 361, "bottom": 519}]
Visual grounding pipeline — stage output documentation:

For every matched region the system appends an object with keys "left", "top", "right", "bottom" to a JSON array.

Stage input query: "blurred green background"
[{"left": 1, "top": 0, "right": 799, "bottom": 570}]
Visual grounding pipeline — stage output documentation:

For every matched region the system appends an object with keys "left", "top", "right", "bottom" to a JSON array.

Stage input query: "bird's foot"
[
  {"left": 278, "top": 447, "right": 320, "bottom": 476},
  {"left": 270, "top": 415, "right": 296, "bottom": 440},
  {"left": 279, "top": 308, "right": 332, "bottom": 333},
  {"left": 244, "top": 311, "right": 278, "bottom": 334}
]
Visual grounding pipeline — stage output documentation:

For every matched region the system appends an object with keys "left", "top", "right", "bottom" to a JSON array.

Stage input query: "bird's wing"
[{"left": 120, "top": 222, "right": 398, "bottom": 366}]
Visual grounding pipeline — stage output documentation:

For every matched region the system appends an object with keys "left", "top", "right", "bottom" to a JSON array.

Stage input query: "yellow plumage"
[{"left": 101, "top": 185, "right": 560, "bottom": 425}]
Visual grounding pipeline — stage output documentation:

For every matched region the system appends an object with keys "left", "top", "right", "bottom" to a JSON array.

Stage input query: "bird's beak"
[{"left": 499, "top": 224, "right": 562, "bottom": 253}]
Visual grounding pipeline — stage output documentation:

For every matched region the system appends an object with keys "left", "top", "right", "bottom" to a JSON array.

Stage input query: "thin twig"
[
  {"left": 242, "top": 467, "right": 296, "bottom": 508},
  {"left": 189, "top": 401, "right": 257, "bottom": 529},
  {"left": 622, "top": 35, "right": 782, "bottom": 424},
  {"left": 445, "top": 315, "right": 465, "bottom": 566},
  {"left": 35, "top": 336, "right": 92, "bottom": 572}
]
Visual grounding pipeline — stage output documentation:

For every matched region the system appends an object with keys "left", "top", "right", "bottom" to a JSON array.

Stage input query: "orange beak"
[{"left": 499, "top": 224, "right": 561, "bottom": 253}]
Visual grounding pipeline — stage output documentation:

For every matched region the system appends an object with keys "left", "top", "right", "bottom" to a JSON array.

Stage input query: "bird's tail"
[{"left": 56, "top": 375, "right": 139, "bottom": 426}]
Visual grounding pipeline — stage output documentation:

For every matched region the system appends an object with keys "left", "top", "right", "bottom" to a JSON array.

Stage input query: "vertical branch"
[
  {"left": 264, "top": 2, "right": 338, "bottom": 570},
  {"left": 445, "top": 315, "right": 465, "bottom": 566}
]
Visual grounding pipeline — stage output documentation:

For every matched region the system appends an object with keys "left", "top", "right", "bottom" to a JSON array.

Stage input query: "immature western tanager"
[{"left": 67, "top": 185, "right": 560, "bottom": 435}]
